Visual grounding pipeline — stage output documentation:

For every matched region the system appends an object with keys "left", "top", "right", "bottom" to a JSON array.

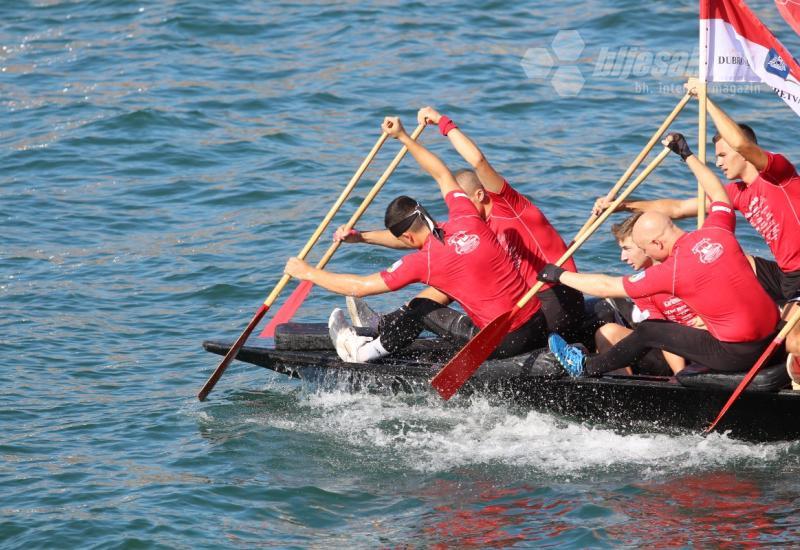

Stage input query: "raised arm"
[
  {"left": 284, "top": 257, "right": 390, "bottom": 297},
  {"left": 417, "top": 107, "right": 505, "bottom": 193},
  {"left": 664, "top": 132, "right": 730, "bottom": 206},
  {"left": 685, "top": 78, "right": 768, "bottom": 171},
  {"left": 383, "top": 116, "right": 460, "bottom": 200}
]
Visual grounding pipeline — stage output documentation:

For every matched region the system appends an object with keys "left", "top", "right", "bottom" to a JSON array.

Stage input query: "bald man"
[
  {"left": 595, "top": 81, "right": 800, "bottom": 379},
  {"left": 537, "top": 134, "right": 780, "bottom": 377}
]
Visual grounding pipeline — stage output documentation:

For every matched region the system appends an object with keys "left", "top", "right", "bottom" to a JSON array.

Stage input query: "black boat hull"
[{"left": 203, "top": 332, "right": 800, "bottom": 442}]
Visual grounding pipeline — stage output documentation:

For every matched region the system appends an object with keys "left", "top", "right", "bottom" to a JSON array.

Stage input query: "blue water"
[{"left": 4, "top": 1, "right": 800, "bottom": 547}]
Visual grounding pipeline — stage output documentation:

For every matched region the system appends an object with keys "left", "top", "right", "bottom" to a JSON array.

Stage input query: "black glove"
[
  {"left": 666, "top": 132, "right": 693, "bottom": 161},
  {"left": 537, "top": 263, "right": 565, "bottom": 284}
]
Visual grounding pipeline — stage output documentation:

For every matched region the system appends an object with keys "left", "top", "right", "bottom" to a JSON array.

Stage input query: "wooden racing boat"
[{"left": 203, "top": 322, "right": 799, "bottom": 442}]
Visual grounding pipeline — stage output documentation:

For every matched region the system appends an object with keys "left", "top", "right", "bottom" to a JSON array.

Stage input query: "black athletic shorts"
[{"left": 753, "top": 256, "right": 800, "bottom": 302}]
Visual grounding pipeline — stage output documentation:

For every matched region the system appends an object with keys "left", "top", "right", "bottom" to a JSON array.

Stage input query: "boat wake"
[{"left": 245, "top": 380, "right": 798, "bottom": 477}]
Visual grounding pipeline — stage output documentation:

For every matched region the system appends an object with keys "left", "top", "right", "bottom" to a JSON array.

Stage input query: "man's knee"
[
  {"left": 594, "top": 322, "right": 631, "bottom": 352},
  {"left": 787, "top": 327, "right": 800, "bottom": 355}
]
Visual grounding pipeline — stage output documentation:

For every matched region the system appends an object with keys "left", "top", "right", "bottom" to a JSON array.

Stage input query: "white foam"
[{"left": 260, "top": 386, "right": 796, "bottom": 476}]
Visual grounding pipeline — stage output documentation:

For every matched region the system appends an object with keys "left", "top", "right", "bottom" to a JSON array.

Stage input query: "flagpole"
[
  {"left": 697, "top": 82, "right": 707, "bottom": 228},
  {"left": 697, "top": 3, "right": 709, "bottom": 229}
]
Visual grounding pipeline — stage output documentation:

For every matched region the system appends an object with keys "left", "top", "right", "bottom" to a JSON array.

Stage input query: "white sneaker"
[
  {"left": 328, "top": 308, "right": 373, "bottom": 362},
  {"left": 346, "top": 296, "right": 382, "bottom": 331}
]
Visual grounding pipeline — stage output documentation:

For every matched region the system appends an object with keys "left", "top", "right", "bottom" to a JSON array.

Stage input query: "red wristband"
[{"left": 438, "top": 115, "right": 458, "bottom": 136}]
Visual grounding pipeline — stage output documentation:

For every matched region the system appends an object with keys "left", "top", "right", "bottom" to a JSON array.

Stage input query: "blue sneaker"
[{"left": 548, "top": 333, "right": 586, "bottom": 377}]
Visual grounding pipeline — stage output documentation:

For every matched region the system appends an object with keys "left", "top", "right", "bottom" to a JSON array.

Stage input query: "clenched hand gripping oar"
[
  {"left": 431, "top": 146, "right": 672, "bottom": 400},
  {"left": 571, "top": 92, "right": 692, "bottom": 244},
  {"left": 705, "top": 306, "right": 800, "bottom": 434},
  {"left": 258, "top": 123, "right": 427, "bottom": 338},
  {"left": 197, "top": 130, "right": 389, "bottom": 401}
]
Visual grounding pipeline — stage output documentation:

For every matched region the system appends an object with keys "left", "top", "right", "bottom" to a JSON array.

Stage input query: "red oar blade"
[
  {"left": 198, "top": 304, "right": 268, "bottom": 401},
  {"left": 704, "top": 336, "right": 782, "bottom": 434},
  {"left": 431, "top": 310, "right": 515, "bottom": 400},
  {"left": 259, "top": 280, "right": 314, "bottom": 338}
]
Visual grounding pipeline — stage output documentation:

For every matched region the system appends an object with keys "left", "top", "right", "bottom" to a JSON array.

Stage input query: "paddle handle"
[
  {"left": 312, "top": 123, "right": 426, "bottom": 270},
  {"left": 572, "top": 92, "right": 692, "bottom": 243},
  {"left": 516, "top": 146, "right": 672, "bottom": 310},
  {"left": 705, "top": 306, "right": 800, "bottom": 433},
  {"left": 261, "top": 132, "right": 390, "bottom": 307}
]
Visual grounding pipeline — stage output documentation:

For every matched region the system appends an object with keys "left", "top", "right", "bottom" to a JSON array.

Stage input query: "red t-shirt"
[
  {"left": 622, "top": 202, "right": 778, "bottom": 342},
  {"left": 632, "top": 293, "right": 696, "bottom": 326},
  {"left": 725, "top": 152, "right": 800, "bottom": 272},
  {"left": 486, "top": 181, "right": 578, "bottom": 290},
  {"left": 380, "top": 191, "right": 541, "bottom": 330}
]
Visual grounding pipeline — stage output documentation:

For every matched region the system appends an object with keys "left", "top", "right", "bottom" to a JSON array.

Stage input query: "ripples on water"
[{"left": 2, "top": 0, "right": 800, "bottom": 547}]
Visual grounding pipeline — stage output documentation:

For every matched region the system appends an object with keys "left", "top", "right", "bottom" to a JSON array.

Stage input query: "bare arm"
[
  {"left": 623, "top": 197, "right": 701, "bottom": 219},
  {"left": 448, "top": 129, "right": 505, "bottom": 192},
  {"left": 417, "top": 107, "right": 505, "bottom": 193},
  {"left": 685, "top": 154, "right": 729, "bottom": 205},
  {"left": 284, "top": 257, "right": 390, "bottom": 297},
  {"left": 382, "top": 117, "right": 459, "bottom": 199},
  {"left": 333, "top": 225, "right": 413, "bottom": 249},
  {"left": 706, "top": 97, "right": 768, "bottom": 171},
  {"left": 559, "top": 271, "right": 628, "bottom": 298},
  {"left": 661, "top": 132, "right": 729, "bottom": 206},
  {"left": 360, "top": 229, "right": 414, "bottom": 249}
]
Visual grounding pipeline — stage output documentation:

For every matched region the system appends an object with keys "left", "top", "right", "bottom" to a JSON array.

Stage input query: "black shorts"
[
  {"left": 753, "top": 256, "right": 800, "bottom": 302},
  {"left": 586, "top": 320, "right": 776, "bottom": 376},
  {"left": 379, "top": 298, "right": 548, "bottom": 359}
]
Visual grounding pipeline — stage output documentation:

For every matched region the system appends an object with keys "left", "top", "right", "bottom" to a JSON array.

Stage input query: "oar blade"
[
  {"left": 259, "top": 280, "right": 315, "bottom": 338},
  {"left": 431, "top": 310, "right": 514, "bottom": 400},
  {"left": 198, "top": 303, "right": 268, "bottom": 401}
]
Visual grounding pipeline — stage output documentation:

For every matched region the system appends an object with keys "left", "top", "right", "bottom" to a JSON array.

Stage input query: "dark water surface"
[{"left": 3, "top": 1, "right": 800, "bottom": 547}]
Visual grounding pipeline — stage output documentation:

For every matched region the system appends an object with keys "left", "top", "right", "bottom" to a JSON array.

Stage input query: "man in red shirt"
[
  {"left": 284, "top": 117, "right": 547, "bottom": 363},
  {"left": 335, "top": 107, "right": 584, "bottom": 343},
  {"left": 595, "top": 80, "right": 800, "bottom": 378},
  {"left": 594, "top": 212, "right": 701, "bottom": 375},
  {"left": 539, "top": 134, "right": 779, "bottom": 376}
]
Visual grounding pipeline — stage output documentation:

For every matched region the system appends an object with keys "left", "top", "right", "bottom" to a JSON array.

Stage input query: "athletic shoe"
[
  {"left": 548, "top": 333, "right": 586, "bottom": 377},
  {"left": 787, "top": 353, "right": 800, "bottom": 390},
  {"left": 346, "top": 296, "right": 381, "bottom": 331},
  {"left": 328, "top": 308, "right": 372, "bottom": 363}
]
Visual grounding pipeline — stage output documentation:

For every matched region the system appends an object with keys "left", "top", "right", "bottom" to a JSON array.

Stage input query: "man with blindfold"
[
  {"left": 284, "top": 117, "right": 548, "bottom": 363},
  {"left": 334, "top": 107, "right": 586, "bottom": 348}
]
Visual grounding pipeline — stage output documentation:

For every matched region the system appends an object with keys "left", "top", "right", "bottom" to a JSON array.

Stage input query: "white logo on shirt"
[
  {"left": 628, "top": 272, "right": 646, "bottom": 283},
  {"left": 744, "top": 196, "right": 780, "bottom": 244},
  {"left": 447, "top": 231, "right": 480, "bottom": 255},
  {"left": 387, "top": 259, "right": 403, "bottom": 273},
  {"left": 691, "top": 238, "right": 724, "bottom": 264}
]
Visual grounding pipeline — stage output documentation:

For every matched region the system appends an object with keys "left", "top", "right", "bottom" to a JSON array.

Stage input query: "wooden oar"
[
  {"left": 258, "top": 123, "right": 427, "bottom": 338},
  {"left": 197, "top": 130, "right": 390, "bottom": 401},
  {"left": 431, "top": 146, "right": 672, "bottom": 400},
  {"left": 705, "top": 306, "right": 800, "bottom": 434},
  {"left": 570, "top": 92, "right": 692, "bottom": 244}
]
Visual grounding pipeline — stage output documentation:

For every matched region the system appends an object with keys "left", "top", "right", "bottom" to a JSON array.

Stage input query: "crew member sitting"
[
  {"left": 539, "top": 133, "right": 780, "bottom": 377},
  {"left": 283, "top": 117, "right": 548, "bottom": 362}
]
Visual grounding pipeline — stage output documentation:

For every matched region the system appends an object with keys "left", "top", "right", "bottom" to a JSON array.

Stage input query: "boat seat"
[
  {"left": 274, "top": 322, "right": 380, "bottom": 350},
  {"left": 676, "top": 361, "right": 789, "bottom": 392},
  {"left": 273, "top": 322, "right": 454, "bottom": 358}
]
